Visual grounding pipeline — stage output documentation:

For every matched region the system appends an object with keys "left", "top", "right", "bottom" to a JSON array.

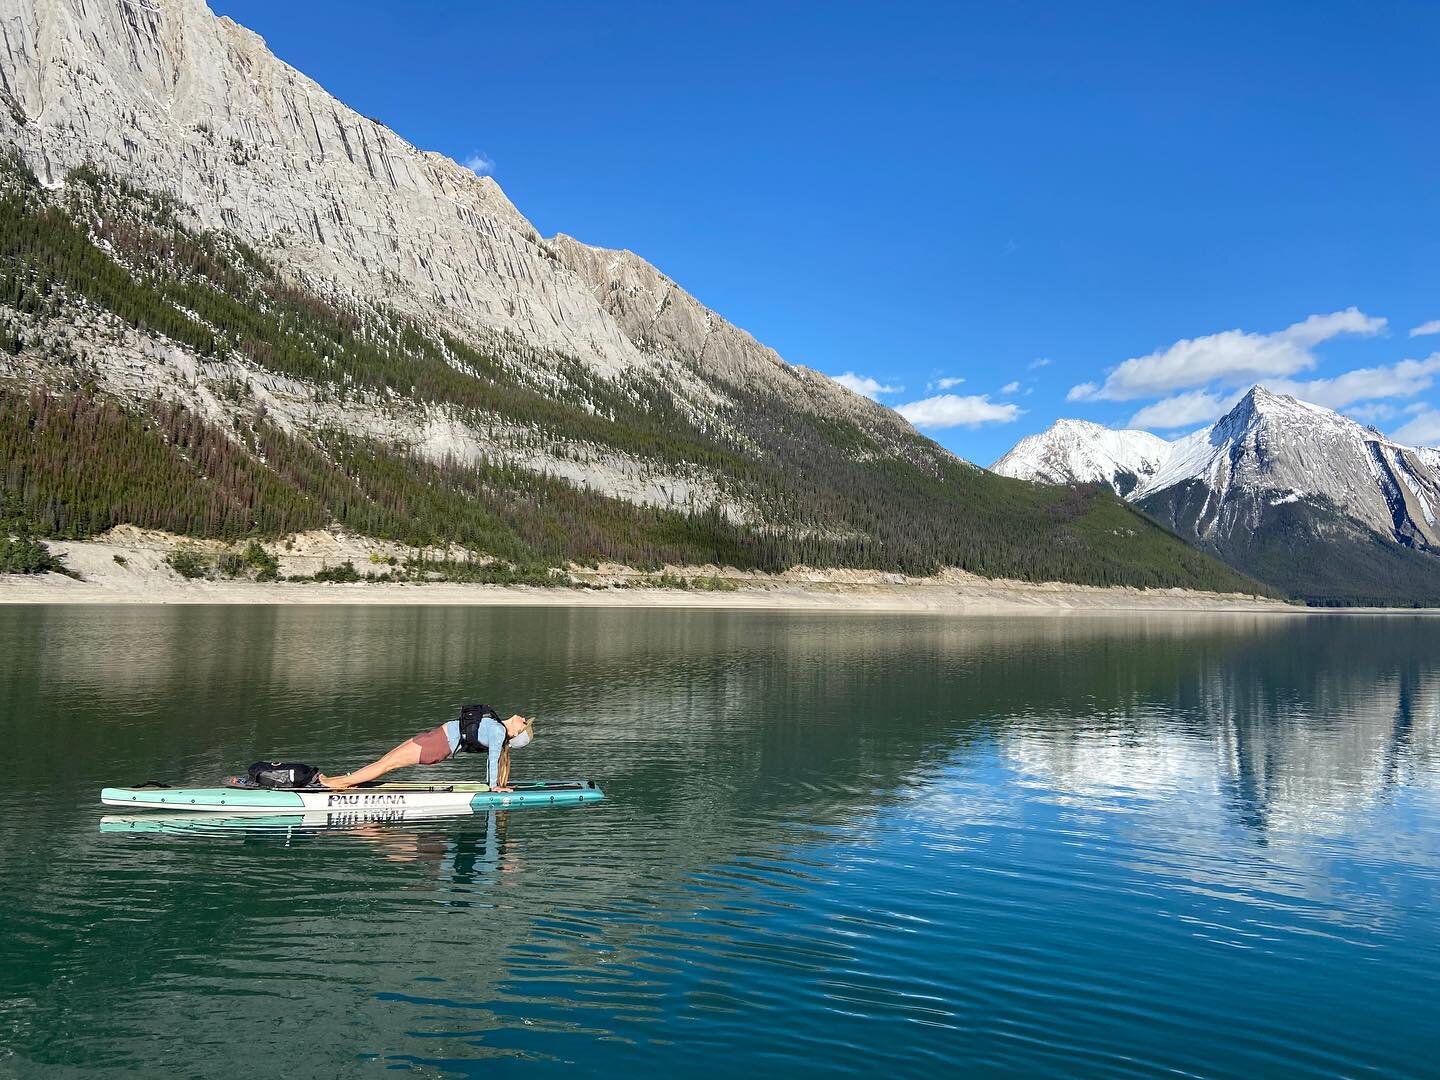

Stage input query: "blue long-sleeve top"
[{"left": 442, "top": 716, "right": 508, "bottom": 786}]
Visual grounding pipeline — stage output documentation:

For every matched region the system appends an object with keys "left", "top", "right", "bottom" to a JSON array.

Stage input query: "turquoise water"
[{"left": 1, "top": 607, "right": 1437, "bottom": 1077}]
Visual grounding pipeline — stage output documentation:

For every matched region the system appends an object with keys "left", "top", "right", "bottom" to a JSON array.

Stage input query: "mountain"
[
  {"left": 993, "top": 387, "right": 1440, "bottom": 605},
  {"left": 0, "top": 0, "right": 1266, "bottom": 595},
  {"left": 1135, "top": 387, "right": 1440, "bottom": 605},
  {"left": 991, "top": 419, "right": 1172, "bottom": 496},
  {"left": 0, "top": 0, "right": 639, "bottom": 371}
]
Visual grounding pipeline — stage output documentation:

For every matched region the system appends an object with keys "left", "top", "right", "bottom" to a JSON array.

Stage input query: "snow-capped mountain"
[
  {"left": 990, "top": 419, "right": 1172, "bottom": 496},
  {"left": 1136, "top": 388, "right": 1440, "bottom": 603},
  {"left": 992, "top": 386, "right": 1440, "bottom": 604},
  {"left": 1134, "top": 387, "right": 1440, "bottom": 544}
]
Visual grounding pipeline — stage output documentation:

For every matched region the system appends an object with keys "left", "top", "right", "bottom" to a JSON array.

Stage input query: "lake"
[{"left": 1, "top": 606, "right": 1437, "bottom": 1077}]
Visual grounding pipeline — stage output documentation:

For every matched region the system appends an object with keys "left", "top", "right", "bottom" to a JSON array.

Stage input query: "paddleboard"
[
  {"left": 100, "top": 778, "right": 603, "bottom": 813},
  {"left": 99, "top": 804, "right": 504, "bottom": 833}
]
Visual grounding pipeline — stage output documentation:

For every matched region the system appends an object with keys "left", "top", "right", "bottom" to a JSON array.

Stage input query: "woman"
[{"left": 321, "top": 707, "right": 534, "bottom": 791}]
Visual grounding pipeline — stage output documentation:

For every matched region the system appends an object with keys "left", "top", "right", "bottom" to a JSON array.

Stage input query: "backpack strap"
[{"left": 457, "top": 704, "right": 501, "bottom": 752}]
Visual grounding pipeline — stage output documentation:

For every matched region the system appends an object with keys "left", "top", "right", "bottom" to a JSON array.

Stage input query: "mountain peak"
[
  {"left": 1235, "top": 384, "right": 1301, "bottom": 415},
  {"left": 1217, "top": 385, "right": 1345, "bottom": 438},
  {"left": 991, "top": 419, "right": 1171, "bottom": 496},
  {"left": 1133, "top": 381, "right": 1440, "bottom": 540},
  {"left": 1050, "top": 418, "right": 1111, "bottom": 435}
]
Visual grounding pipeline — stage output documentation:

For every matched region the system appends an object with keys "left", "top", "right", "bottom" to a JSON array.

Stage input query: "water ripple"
[{"left": 2, "top": 608, "right": 1439, "bottom": 1076}]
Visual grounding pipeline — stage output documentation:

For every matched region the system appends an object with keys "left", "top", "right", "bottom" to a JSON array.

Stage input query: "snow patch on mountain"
[{"left": 990, "top": 419, "right": 1172, "bottom": 495}]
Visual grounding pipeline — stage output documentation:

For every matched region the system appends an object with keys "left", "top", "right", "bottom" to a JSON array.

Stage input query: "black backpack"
[
  {"left": 246, "top": 761, "right": 322, "bottom": 789},
  {"left": 457, "top": 704, "right": 500, "bottom": 753}
]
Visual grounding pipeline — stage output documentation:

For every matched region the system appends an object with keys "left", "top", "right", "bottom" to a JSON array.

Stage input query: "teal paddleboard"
[{"left": 100, "top": 778, "right": 603, "bottom": 813}]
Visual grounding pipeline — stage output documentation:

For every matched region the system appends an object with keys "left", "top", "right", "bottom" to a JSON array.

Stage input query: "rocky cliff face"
[
  {"left": 0, "top": 0, "right": 645, "bottom": 373},
  {"left": 1135, "top": 387, "right": 1440, "bottom": 550},
  {"left": 0, "top": 0, "right": 938, "bottom": 479}
]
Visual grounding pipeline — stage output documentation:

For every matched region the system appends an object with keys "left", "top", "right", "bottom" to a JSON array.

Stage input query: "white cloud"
[
  {"left": 999, "top": 381, "right": 1020, "bottom": 394},
  {"left": 1070, "top": 308, "right": 1387, "bottom": 402},
  {"left": 462, "top": 152, "right": 495, "bottom": 176},
  {"left": 927, "top": 376, "right": 966, "bottom": 391},
  {"left": 1028, "top": 357, "right": 1051, "bottom": 369},
  {"left": 1410, "top": 320, "right": 1440, "bottom": 338},
  {"left": 1122, "top": 355, "right": 1440, "bottom": 432},
  {"left": 896, "top": 394, "right": 1022, "bottom": 429},
  {"left": 830, "top": 372, "right": 901, "bottom": 399},
  {"left": 1393, "top": 408, "right": 1440, "bottom": 447},
  {"left": 1269, "top": 354, "right": 1440, "bottom": 410},
  {"left": 1281, "top": 308, "right": 1387, "bottom": 346},
  {"left": 1129, "top": 389, "right": 1242, "bottom": 430}
]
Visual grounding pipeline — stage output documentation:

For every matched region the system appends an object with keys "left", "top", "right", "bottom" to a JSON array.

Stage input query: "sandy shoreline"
[
  {"left": 0, "top": 574, "right": 1301, "bottom": 613},
  {"left": 3, "top": 526, "right": 1426, "bottom": 614},
  {"left": 7, "top": 575, "right": 1437, "bottom": 615},
  {"left": 0, "top": 567, "right": 1301, "bottom": 614}
]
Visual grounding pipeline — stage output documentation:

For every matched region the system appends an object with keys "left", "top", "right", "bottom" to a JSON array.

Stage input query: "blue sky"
[{"left": 213, "top": 0, "right": 1440, "bottom": 461}]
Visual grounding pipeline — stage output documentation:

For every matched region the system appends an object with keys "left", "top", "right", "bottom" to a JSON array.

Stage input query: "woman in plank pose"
[{"left": 321, "top": 705, "right": 533, "bottom": 791}]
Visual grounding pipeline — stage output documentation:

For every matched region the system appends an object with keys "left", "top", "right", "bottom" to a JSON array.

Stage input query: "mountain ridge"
[
  {"left": 0, "top": 0, "right": 1269, "bottom": 596},
  {"left": 0, "top": 0, "right": 648, "bottom": 372},
  {"left": 992, "top": 386, "right": 1440, "bottom": 604}
]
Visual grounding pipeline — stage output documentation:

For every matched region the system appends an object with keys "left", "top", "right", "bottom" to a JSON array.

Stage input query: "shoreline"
[
  {"left": 4, "top": 526, "right": 1431, "bottom": 614},
  {"left": 0, "top": 571, "right": 1309, "bottom": 614}
]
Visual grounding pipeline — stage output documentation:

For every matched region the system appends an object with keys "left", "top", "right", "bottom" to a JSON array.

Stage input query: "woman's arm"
[
  {"left": 475, "top": 716, "right": 512, "bottom": 790},
  {"left": 486, "top": 737, "right": 503, "bottom": 788}
]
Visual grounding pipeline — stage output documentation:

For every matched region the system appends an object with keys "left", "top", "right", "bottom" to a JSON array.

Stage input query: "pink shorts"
[{"left": 410, "top": 723, "right": 455, "bottom": 765}]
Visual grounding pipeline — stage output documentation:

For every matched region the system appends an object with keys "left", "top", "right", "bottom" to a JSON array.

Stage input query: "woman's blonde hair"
[{"left": 496, "top": 746, "right": 511, "bottom": 788}]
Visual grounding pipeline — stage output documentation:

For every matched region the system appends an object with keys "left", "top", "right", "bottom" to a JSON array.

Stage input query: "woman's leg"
[{"left": 321, "top": 738, "right": 424, "bottom": 789}]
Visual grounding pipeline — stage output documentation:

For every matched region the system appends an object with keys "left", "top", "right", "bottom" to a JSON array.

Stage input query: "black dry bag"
[{"left": 246, "top": 761, "right": 322, "bottom": 789}]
